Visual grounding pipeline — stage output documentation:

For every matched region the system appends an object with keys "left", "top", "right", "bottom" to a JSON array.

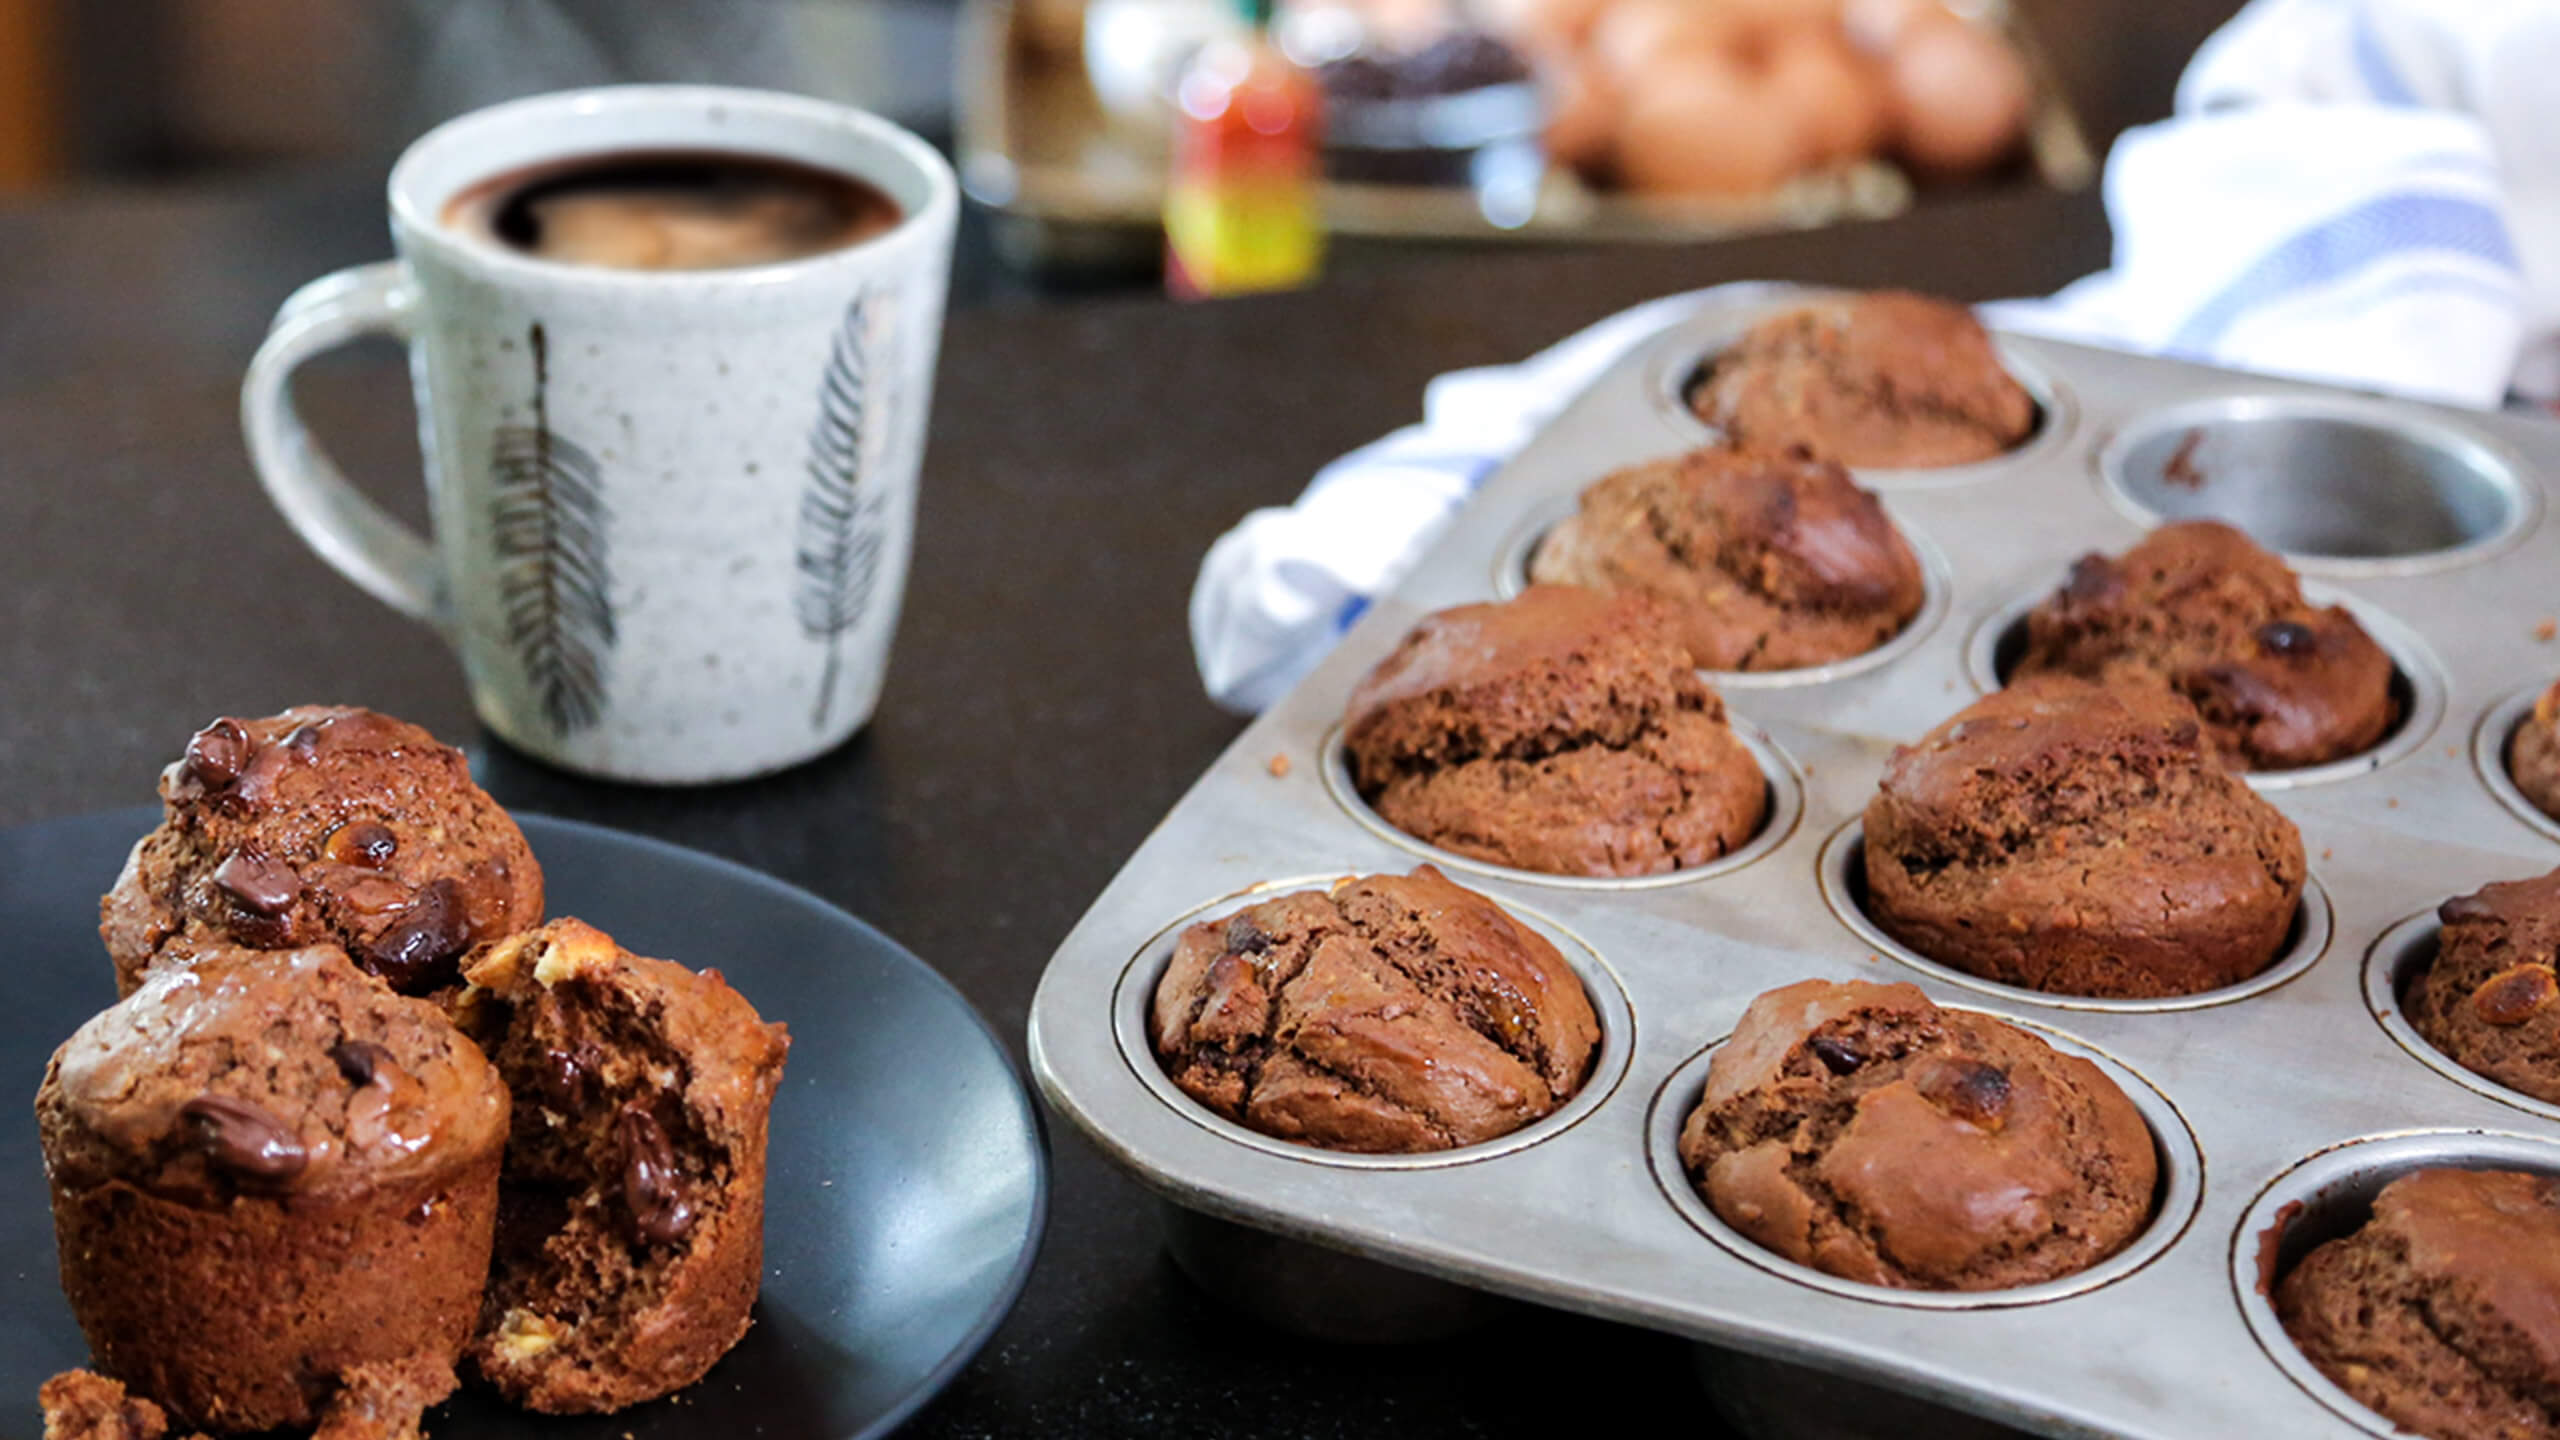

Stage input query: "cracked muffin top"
[
  {"left": 1688, "top": 291, "right": 2037, "bottom": 468},
  {"left": 1679, "top": 979, "right": 2158, "bottom": 1291},
  {"left": 1527, "top": 446, "right": 1927, "bottom": 673},
  {"left": 2511, "top": 678, "right": 2560, "bottom": 824},
  {"left": 100, "top": 706, "right": 545, "bottom": 999},
  {"left": 1863, "top": 675, "right": 2307, "bottom": 998},
  {"left": 1148, "top": 866, "right": 1600, "bottom": 1153},
  {"left": 2277, "top": 1168, "right": 2560, "bottom": 1440},
  {"left": 2410, "top": 869, "right": 2560, "bottom": 1107},
  {"left": 2013, "top": 520, "right": 2398, "bottom": 771},
  {"left": 1342, "top": 585, "right": 1768, "bottom": 877}
]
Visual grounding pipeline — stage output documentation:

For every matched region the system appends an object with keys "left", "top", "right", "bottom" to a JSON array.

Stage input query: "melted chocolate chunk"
[
  {"left": 2440, "top": 892, "right": 2504, "bottom": 927},
  {"left": 1914, "top": 1056, "right": 2012, "bottom": 1129},
  {"left": 618, "top": 1104, "right": 696, "bottom": 1244},
  {"left": 179, "top": 1095, "right": 307, "bottom": 1186},
  {"left": 182, "top": 719, "right": 253, "bottom": 790},
  {"left": 2256, "top": 620, "right": 2317, "bottom": 658},
  {"left": 331, "top": 1039, "right": 397, "bottom": 1087},
  {"left": 1807, "top": 1034, "right": 1865, "bottom": 1075},
  {"left": 1224, "top": 915, "right": 1274, "bottom": 955},
  {"left": 212, "top": 848, "right": 300, "bottom": 916},
  {"left": 324, "top": 820, "right": 399, "bottom": 869},
  {"left": 360, "top": 878, "right": 474, "bottom": 991},
  {"left": 2060, "top": 555, "right": 2122, "bottom": 607},
  {"left": 535, "top": 1041, "right": 604, "bottom": 1113}
]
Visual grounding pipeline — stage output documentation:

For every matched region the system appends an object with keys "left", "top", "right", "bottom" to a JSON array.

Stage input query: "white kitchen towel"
[{"left": 1190, "top": 0, "right": 2559, "bottom": 713}]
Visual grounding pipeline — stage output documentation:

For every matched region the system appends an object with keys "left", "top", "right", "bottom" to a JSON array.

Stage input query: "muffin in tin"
[
  {"left": 1679, "top": 979, "right": 2157, "bottom": 1290},
  {"left": 2012, "top": 520, "right": 2397, "bottom": 770},
  {"left": 1343, "top": 585, "right": 1767, "bottom": 877},
  {"left": 1687, "top": 290, "right": 2037, "bottom": 468},
  {"left": 1149, "top": 865, "right": 1600, "bottom": 1153},
  {"left": 1863, "top": 675, "right": 2307, "bottom": 998},
  {"left": 1528, "top": 445, "right": 1927, "bottom": 672},
  {"left": 37, "top": 944, "right": 509, "bottom": 1436},
  {"left": 2276, "top": 1167, "right": 2560, "bottom": 1440},
  {"left": 2409, "top": 868, "right": 2560, "bottom": 1106},
  {"left": 100, "top": 706, "right": 545, "bottom": 999},
  {"left": 2511, "top": 678, "right": 2560, "bottom": 823}
]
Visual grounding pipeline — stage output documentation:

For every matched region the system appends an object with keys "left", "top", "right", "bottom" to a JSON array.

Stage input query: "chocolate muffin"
[
  {"left": 2409, "top": 869, "right": 2560, "bottom": 1106},
  {"left": 1527, "top": 447, "right": 1927, "bottom": 672},
  {"left": 1863, "top": 675, "right": 2307, "bottom": 998},
  {"left": 2013, "top": 520, "right": 2397, "bottom": 770},
  {"left": 2276, "top": 1168, "right": 2560, "bottom": 1440},
  {"left": 1689, "top": 291, "right": 2037, "bottom": 468},
  {"left": 2511, "top": 678, "right": 2560, "bottom": 823},
  {"left": 100, "top": 706, "right": 545, "bottom": 999},
  {"left": 1149, "top": 866, "right": 1600, "bottom": 1152},
  {"left": 37, "top": 945, "right": 509, "bottom": 1436},
  {"left": 459, "top": 918, "right": 790, "bottom": 1413},
  {"left": 1343, "top": 585, "right": 1767, "bottom": 876},
  {"left": 1679, "top": 979, "right": 2157, "bottom": 1290}
]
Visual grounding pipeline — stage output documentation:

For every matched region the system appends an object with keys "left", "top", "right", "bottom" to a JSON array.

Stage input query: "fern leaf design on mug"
[
  {"left": 797, "top": 292, "right": 897, "bottom": 731},
  {"left": 491, "top": 322, "right": 616, "bottom": 735}
]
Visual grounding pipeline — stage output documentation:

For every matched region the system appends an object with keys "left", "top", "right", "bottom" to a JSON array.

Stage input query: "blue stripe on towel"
[
  {"left": 1333, "top": 593, "right": 1370, "bottom": 634},
  {"left": 2353, "top": 2, "right": 2418, "bottom": 106},
  {"left": 2168, "top": 192, "right": 2518, "bottom": 354}
]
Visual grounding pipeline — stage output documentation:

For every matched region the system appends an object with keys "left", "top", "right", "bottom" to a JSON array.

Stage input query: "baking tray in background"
[
  {"left": 954, "top": 0, "right": 2095, "bottom": 267},
  {"left": 1028, "top": 283, "right": 2560, "bottom": 1438}
]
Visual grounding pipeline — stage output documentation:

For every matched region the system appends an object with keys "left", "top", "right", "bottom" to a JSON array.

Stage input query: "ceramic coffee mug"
[{"left": 243, "top": 85, "right": 956, "bottom": 783}]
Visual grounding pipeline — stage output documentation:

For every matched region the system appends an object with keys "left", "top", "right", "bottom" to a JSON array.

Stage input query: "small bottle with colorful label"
[{"left": 1163, "top": 0, "right": 1325, "bottom": 298}]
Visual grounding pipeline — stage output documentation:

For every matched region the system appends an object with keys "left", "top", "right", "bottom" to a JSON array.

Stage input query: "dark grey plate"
[{"left": 2, "top": 808, "right": 1046, "bottom": 1439}]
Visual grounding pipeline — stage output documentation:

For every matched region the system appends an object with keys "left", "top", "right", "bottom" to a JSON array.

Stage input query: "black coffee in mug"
[{"left": 443, "top": 149, "right": 903, "bottom": 271}]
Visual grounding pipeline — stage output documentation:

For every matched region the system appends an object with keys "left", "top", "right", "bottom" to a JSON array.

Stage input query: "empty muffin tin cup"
[
  {"left": 1493, "top": 498, "right": 1956, "bottom": 691},
  {"left": 2231, "top": 1129, "right": 2560, "bottom": 1438},
  {"left": 1110, "top": 875, "right": 1636, "bottom": 1170},
  {"left": 1959, "top": 581, "right": 2448, "bottom": 790},
  {"left": 2099, "top": 396, "right": 2537, "bottom": 575},
  {"left": 1645, "top": 1020, "right": 2203, "bottom": 1311},
  {"left": 1818, "top": 819, "right": 2334, "bottom": 1013},
  {"left": 1652, "top": 325, "right": 2078, "bottom": 489},
  {"left": 2472, "top": 682, "right": 2560, "bottom": 845},
  {"left": 1321, "top": 723, "right": 1805, "bottom": 892},
  {"left": 2363, "top": 910, "right": 2560, "bottom": 1124},
  {"left": 1158, "top": 1202, "right": 1517, "bottom": 1344},
  {"left": 1692, "top": 1347, "right": 2032, "bottom": 1440}
]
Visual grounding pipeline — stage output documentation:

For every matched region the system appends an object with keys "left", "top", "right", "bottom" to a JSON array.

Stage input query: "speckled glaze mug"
[{"left": 243, "top": 85, "right": 957, "bottom": 784}]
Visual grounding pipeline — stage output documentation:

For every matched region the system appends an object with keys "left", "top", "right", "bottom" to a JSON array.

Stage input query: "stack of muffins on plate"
[{"left": 35, "top": 707, "right": 788, "bottom": 1439}]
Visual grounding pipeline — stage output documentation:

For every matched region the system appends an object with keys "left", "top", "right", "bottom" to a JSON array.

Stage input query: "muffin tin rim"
[
  {"left": 1490, "top": 497, "right": 1960, "bottom": 691},
  {"left": 2361, "top": 909, "right": 2560, "bottom": 1126},
  {"left": 2471, "top": 681, "right": 2560, "bottom": 847},
  {"left": 1643, "top": 1015, "right": 2206, "bottom": 1312},
  {"left": 1817, "top": 817, "right": 2337, "bottom": 1014},
  {"left": 1106, "top": 872, "right": 1638, "bottom": 1172},
  {"left": 2226, "top": 1127, "right": 2560, "bottom": 1440},
  {"left": 1956, "top": 575, "right": 2451, "bottom": 791},
  {"left": 1317, "top": 720, "right": 1806, "bottom": 892},
  {"left": 1644, "top": 303, "right": 2082, "bottom": 491},
  {"left": 2090, "top": 392, "right": 2543, "bottom": 577}
]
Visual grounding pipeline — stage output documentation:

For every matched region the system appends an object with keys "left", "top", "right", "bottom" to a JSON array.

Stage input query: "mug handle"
[{"left": 240, "top": 261, "right": 447, "bottom": 628}]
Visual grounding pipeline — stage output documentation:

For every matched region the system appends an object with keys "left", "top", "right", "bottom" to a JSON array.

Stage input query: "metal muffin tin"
[{"left": 1028, "top": 283, "right": 2560, "bottom": 1438}]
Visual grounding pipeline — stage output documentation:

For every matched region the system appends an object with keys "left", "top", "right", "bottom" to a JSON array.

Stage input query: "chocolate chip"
[
  {"left": 331, "top": 1039, "right": 396, "bottom": 1087},
  {"left": 2472, "top": 964, "right": 2558, "bottom": 1026},
  {"left": 360, "top": 878, "right": 473, "bottom": 992},
  {"left": 1223, "top": 915, "right": 1274, "bottom": 955},
  {"left": 2060, "top": 555, "right": 2122, "bottom": 606},
  {"left": 1807, "top": 1035, "right": 1865, "bottom": 1075},
  {"left": 2257, "top": 620, "right": 2318, "bottom": 658},
  {"left": 212, "top": 848, "right": 300, "bottom": 916},
  {"left": 1915, "top": 1056, "right": 2012, "bottom": 1129},
  {"left": 182, "top": 719, "right": 253, "bottom": 790},
  {"left": 324, "top": 821, "right": 398, "bottom": 869},
  {"left": 2439, "top": 892, "right": 2502, "bottom": 927},
  {"left": 537, "top": 1043, "right": 598, "bottom": 1112},
  {"left": 618, "top": 1104, "right": 695, "bottom": 1244},
  {"left": 179, "top": 1095, "right": 307, "bottom": 1186}
]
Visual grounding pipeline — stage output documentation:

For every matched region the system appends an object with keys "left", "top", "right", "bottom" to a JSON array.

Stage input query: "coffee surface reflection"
[{"left": 443, "top": 150, "right": 902, "bottom": 271}]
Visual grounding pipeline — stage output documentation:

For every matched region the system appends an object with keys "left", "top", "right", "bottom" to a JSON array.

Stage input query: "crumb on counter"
[
  {"left": 1267, "top": 753, "right": 1291, "bottom": 779},
  {"left": 2536, "top": 618, "right": 2556, "bottom": 643}
]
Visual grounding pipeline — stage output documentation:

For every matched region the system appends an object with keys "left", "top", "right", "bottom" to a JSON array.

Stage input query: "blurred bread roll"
[
  {"left": 1885, "top": 9, "right": 2029, "bottom": 172},
  {"left": 1761, "top": 24, "right": 1887, "bottom": 164},
  {"left": 1590, "top": 0, "right": 1740, "bottom": 79},
  {"left": 1543, "top": 58, "right": 1621, "bottom": 172},
  {"left": 1615, "top": 51, "right": 1810, "bottom": 194}
]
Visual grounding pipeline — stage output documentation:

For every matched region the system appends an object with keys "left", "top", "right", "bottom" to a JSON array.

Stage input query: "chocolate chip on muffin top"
[
  {"left": 1862, "top": 675, "right": 2307, "bottom": 998},
  {"left": 1689, "top": 291, "right": 2036, "bottom": 468},
  {"left": 1149, "top": 866, "right": 1600, "bottom": 1153},
  {"left": 1343, "top": 585, "right": 1767, "bottom": 877},
  {"left": 2013, "top": 520, "right": 2397, "bottom": 770},
  {"left": 2277, "top": 1168, "right": 2560, "bottom": 1440},
  {"left": 1678, "top": 979, "right": 2157, "bottom": 1291},
  {"left": 100, "top": 706, "right": 544, "bottom": 999},
  {"left": 2410, "top": 868, "right": 2560, "bottom": 1106},
  {"left": 1528, "top": 446, "right": 1926, "bottom": 672}
]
